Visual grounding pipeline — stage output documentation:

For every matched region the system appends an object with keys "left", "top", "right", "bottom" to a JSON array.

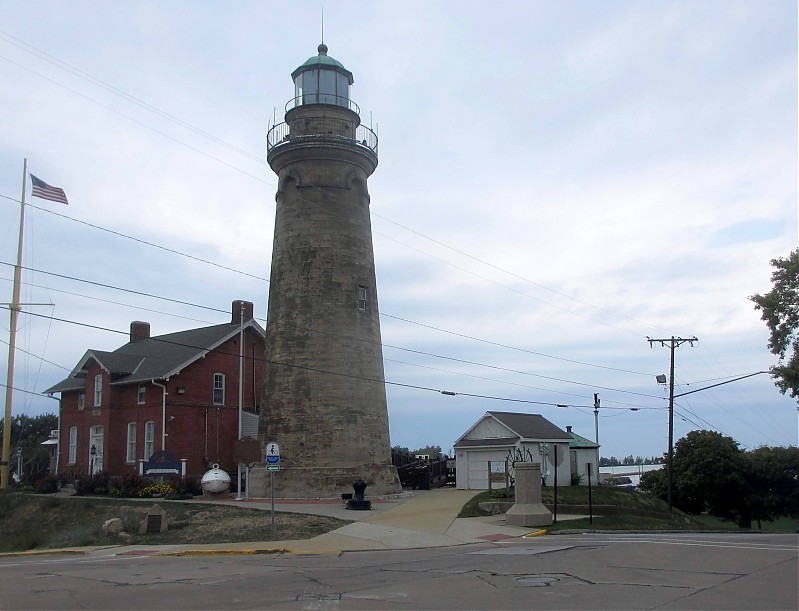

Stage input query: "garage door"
[{"left": 465, "top": 449, "right": 508, "bottom": 489}]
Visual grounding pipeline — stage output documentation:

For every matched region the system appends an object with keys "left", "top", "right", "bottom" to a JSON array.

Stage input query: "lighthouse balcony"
[{"left": 267, "top": 117, "right": 378, "bottom": 158}]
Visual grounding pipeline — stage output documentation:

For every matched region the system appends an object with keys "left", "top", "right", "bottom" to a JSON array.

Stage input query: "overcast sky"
[{"left": 1, "top": 1, "right": 796, "bottom": 461}]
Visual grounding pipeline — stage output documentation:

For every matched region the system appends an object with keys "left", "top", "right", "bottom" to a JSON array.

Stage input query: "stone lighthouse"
[{"left": 257, "top": 43, "right": 401, "bottom": 497}]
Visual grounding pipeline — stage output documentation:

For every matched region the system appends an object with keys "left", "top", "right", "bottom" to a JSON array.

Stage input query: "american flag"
[{"left": 30, "top": 174, "right": 68, "bottom": 205}]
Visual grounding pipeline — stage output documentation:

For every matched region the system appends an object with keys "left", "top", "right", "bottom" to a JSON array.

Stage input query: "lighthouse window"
[
  {"left": 302, "top": 71, "right": 318, "bottom": 103},
  {"left": 320, "top": 70, "right": 336, "bottom": 104},
  {"left": 337, "top": 73, "right": 349, "bottom": 103},
  {"left": 358, "top": 286, "right": 369, "bottom": 311}
]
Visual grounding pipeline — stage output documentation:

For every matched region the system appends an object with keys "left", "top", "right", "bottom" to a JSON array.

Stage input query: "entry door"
[{"left": 89, "top": 425, "right": 104, "bottom": 474}]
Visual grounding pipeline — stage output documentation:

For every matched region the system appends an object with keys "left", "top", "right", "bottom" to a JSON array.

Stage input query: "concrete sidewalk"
[{"left": 65, "top": 487, "right": 554, "bottom": 557}]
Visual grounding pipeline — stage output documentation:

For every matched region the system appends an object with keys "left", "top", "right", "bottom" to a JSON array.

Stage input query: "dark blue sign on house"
[{"left": 143, "top": 450, "right": 182, "bottom": 477}]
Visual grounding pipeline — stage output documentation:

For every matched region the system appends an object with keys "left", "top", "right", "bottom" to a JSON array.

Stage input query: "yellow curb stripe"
[
  {"left": 0, "top": 549, "right": 89, "bottom": 557},
  {"left": 523, "top": 529, "right": 548, "bottom": 537}
]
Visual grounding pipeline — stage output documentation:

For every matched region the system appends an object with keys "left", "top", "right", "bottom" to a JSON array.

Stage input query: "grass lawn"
[
  {"left": 0, "top": 490, "right": 351, "bottom": 553},
  {"left": 457, "top": 485, "right": 796, "bottom": 532}
]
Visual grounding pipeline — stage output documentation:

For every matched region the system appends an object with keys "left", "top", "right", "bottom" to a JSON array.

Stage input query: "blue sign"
[
  {"left": 142, "top": 450, "right": 181, "bottom": 477},
  {"left": 266, "top": 455, "right": 280, "bottom": 464}
]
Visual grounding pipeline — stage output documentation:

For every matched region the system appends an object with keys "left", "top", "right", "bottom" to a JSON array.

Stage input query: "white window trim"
[
  {"left": 213, "top": 373, "right": 225, "bottom": 405},
  {"left": 93, "top": 374, "right": 102, "bottom": 407},
  {"left": 77, "top": 392, "right": 85, "bottom": 411},
  {"left": 144, "top": 420, "right": 155, "bottom": 460},
  {"left": 137, "top": 384, "right": 146, "bottom": 405},
  {"left": 126, "top": 423, "right": 137, "bottom": 463},
  {"left": 68, "top": 426, "right": 77, "bottom": 464},
  {"left": 358, "top": 285, "right": 369, "bottom": 311}
]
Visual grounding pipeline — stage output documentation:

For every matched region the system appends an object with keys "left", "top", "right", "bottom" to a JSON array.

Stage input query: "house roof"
[
  {"left": 454, "top": 411, "right": 571, "bottom": 447},
  {"left": 487, "top": 412, "right": 571, "bottom": 441},
  {"left": 569, "top": 431, "right": 599, "bottom": 449},
  {"left": 45, "top": 319, "right": 265, "bottom": 394},
  {"left": 455, "top": 437, "right": 520, "bottom": 448}
]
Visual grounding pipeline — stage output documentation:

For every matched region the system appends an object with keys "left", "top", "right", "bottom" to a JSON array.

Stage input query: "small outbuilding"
[
  {"left": 453, "top": 411, "right": 572, "bottom": 490},
  {"left": 565, "top": 425, "right": 600, "bottom": 486}
]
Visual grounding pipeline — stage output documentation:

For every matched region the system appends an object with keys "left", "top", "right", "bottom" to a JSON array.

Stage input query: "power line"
[
  {"left": 23, "top": 202, "right": 269, "bottom": 282},
  {"left": 2, "top": 198, "right": 661, "bottom": 377},
  {"left": 1, "top": 257, "right": 660, "bottom": 395},
  {"left": 7, "top": 305, "right": 597, "bottom": 410},
  {"left": 0, "top": 26, "right": 675, "bottom": 341}
]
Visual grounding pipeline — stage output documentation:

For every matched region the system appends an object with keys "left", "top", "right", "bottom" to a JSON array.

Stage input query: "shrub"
[
  {"left": 34, "top": 474, "right": 59, "bottom": 494},
  {"left": 109, "top": 473, "right": 146, "bottom": 498},
  {"left": 72, "top": 471, "right": 111, "bottom": 496},
  {"left": 138, "top": 483, "right": 173, "bottom": 498},
  {"left": 165, "top": 477, "right": 202, "bottom": 499},
  {"left": 571, "top": 472, "right": 584, "bottom": 486}
]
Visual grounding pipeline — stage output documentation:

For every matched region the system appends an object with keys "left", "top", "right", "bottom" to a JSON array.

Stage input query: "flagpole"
[{"left": 1, "top": 159, "right": 27, "bottom": 489}]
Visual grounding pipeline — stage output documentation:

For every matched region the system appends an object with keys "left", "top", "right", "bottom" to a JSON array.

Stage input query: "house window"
[
  {"left": 93, "top": 374, "right": 102, "bottom": 407},
  {"left": 77, "top": 392, "right": 85, "bottom": 411},
  {"left": 358, "top": 285, "right": 369, "bottom": 311},
  {"left": 126, "top": 423, "right": 137, "bottom": 463},
  {"left": 213, "top": 373, "right": 225, "bottom": 405},
  {"left": 144, "top": 420, "right": 155, "bottom": 459},
  {"left": 137, "top": 384, "right": 146, "bottom": 405},
  {"left": 68, "top": 426, "right": 77, "bottom": 464}
]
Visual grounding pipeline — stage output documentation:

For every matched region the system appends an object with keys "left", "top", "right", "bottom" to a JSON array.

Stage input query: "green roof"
[
  {"left": 569, "top": 431, "right": 599, "bottom": 449},
  {"left": 291, "top": 43, "right": 353, "bottom": 83}
]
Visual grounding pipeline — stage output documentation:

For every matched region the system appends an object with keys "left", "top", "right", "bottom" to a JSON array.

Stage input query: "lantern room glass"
[{"left": 294, "top": 68, "right": 350, "bottom": 107}]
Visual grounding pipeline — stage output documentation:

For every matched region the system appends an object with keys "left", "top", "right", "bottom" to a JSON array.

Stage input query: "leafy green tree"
[
  {"left": 745, "top": 445, "right": 799, "bottom": 521},
  {"left": 639, "top": 467, "right": 667, "bottom": 498},
  {"left": 670, "top": 430, "right": 750, "bottom": 523},
  {"left": 750, "top": 248, "right": 799, "bottom": 402},
  {"left": 413, "top": 445, "right": 443, "bottom": 459},
  {"left": 0, "top": 413, "right": 58, "bottom": 485}
]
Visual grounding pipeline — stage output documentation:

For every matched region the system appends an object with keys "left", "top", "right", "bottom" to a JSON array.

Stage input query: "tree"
[
  {"left": 0, "top": 413, "right": 58, "bottom": 485},
  {"left": 413, "top": 445, "right": 443, "bottom": 459},
  {"left": 671, "top": 430, "right": 750, "bottom": 522},
  {"left": 745, "top": 445, "right": 799, "bottom": 521},
  {"left": 750, "top": 248, "right": 799, "bottom": 402}
]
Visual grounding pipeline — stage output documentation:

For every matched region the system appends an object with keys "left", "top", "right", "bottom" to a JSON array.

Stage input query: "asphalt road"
[{"left": 1, "top": 532, "right": 796, "bottom": 610}]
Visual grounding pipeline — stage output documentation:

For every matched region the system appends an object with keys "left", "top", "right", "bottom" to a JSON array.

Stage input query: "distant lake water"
[{"left": 600, "top": 464, "right": 664, "bottom": 487}]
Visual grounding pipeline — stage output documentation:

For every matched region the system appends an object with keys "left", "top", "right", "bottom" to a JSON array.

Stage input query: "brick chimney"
[
  {"left": 130, "top": 321, "right": 150, "bottom": 343},
  {"left": 566, "top": 425, "right": 572, "bottom": 433},
  {"left": 231, "top": 300, "right": 254, "bottom": 324}
]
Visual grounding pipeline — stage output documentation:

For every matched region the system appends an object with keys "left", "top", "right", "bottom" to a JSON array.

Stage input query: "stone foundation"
[{"left": 249, "top": 463, "right": 401, "bottom": 499}]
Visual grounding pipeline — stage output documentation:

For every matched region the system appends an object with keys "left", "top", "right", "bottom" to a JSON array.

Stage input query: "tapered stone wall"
[{"left": 255, "top": 102, "right": 400, "bottom": 498}]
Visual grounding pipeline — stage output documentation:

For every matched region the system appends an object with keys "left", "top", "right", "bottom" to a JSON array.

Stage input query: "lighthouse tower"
[{"left": 257, "top": 44, "right": 400, "bottom": 497}]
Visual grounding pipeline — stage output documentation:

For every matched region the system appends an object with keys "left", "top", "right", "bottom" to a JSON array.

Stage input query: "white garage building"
[{"left": 454, "top": 411, "right": 573, "bottom": 490}]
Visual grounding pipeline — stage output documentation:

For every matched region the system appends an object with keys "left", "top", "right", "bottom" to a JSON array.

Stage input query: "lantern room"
[{"left": 291, "top": 43, "right": 354, "bottom": 108}]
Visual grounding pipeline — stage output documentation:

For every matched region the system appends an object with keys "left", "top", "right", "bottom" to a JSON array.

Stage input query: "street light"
[
  {"left": 90, "top": 444, "right": 96, "bottom": 476},
  {"left": 656, "top": 369, "right": 768, "bottom": 512}
]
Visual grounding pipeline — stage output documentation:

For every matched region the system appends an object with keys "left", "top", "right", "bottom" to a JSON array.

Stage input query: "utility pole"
[
  {"left": 648, "top": 336, "right": 698, "bottom": 512},
  {"left": 593, "top": 393, "right": 600, "bottom": 445}
]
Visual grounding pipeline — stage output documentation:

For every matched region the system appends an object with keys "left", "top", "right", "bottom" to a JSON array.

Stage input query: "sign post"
[{"left": 265, "top": 441, "right": 280, "bottom": 535}]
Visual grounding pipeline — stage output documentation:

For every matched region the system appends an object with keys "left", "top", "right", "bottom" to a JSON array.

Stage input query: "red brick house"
[{"left": 45, "top": 300, "right": 264, "bottom": 479}]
